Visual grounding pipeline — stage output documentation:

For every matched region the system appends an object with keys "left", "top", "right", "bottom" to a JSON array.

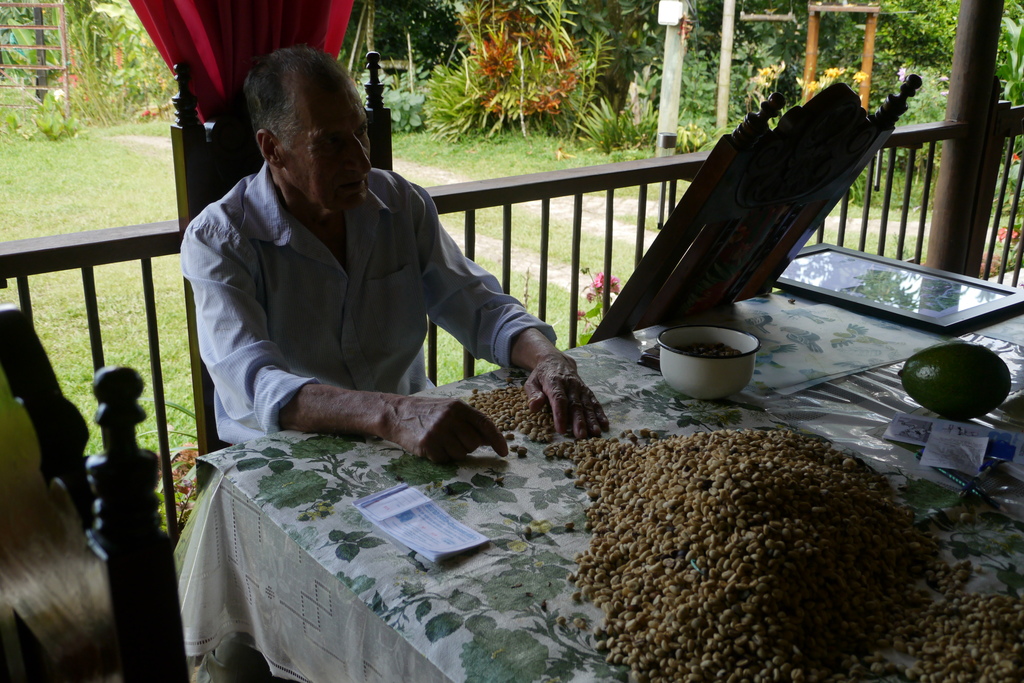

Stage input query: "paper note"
[
  {"left": 352, "top": 484, "right": 489, "bottom": 562},
  {"left": 885, "top": 412, "right": 1024, "bottom": 472}
]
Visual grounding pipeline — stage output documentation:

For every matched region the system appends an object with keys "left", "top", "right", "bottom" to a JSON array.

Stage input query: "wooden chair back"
[
  {"left": 592, "top": 76, "right": 923, "bottom": 343},
  {"left": 0, "top": 306, "right": 188, "bottom": 683},
  {"left": 171, "top": 52, "right": 393, "bottom": 454}
]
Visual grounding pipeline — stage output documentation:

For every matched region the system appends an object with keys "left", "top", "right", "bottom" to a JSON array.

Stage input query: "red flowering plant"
[
  {"left": 983, "top": 226, "right": 1022, "bottom": 280},
  {"left": 427, "top": 0, "right": 605, "bottom": 140},
  {"left": 577, "top": 269, "right": 621, "bottom": 344}
]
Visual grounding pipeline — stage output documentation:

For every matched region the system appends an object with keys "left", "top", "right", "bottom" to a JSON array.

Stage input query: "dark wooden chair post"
[
  {"left": 86, "top": 367, "right": 189, "bottom": 683},
  {"left": 0, "top": 305, "right": 189, "bottom": 682},
  {"left": 364, "top": 51, "right": 393, "bottom": 171}
]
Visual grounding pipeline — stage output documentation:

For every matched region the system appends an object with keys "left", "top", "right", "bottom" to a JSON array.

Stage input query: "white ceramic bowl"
[{"left": 657, "top": 325, "right": 760, "bottom": 399}]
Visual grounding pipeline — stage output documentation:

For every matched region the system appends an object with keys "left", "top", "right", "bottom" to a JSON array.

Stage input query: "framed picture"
[{"left": 776, "top": 244, "right": 1024, "bottom": 333}]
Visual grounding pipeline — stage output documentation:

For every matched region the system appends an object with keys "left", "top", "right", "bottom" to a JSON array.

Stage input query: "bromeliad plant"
[{"left": 426, "top": 0, "right": 606, "bottom": 140}]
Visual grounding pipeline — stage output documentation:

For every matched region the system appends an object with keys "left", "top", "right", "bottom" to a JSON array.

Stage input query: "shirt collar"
[{"left": 244, "top": 163, "right": 391, "bottom": 248}]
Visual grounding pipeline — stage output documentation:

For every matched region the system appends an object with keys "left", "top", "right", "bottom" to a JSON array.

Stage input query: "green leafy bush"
[
  {"left": 1000, "top": 6, "right": 1024, "bottom": 105},
  {"left": 426, "top": 56, "right": 495, "bottom": 139},
  {"left": 576, "top": 95, "right": 655, "bottom": 153},
  {"left": 66, "top": 1, "right": 175, "bottom": 125},
  {"left": 386, "top": 89, "right": 427, "bottom": 133},
  {"left": 34, "top": 91, "right": 82, "bottom": 140}
]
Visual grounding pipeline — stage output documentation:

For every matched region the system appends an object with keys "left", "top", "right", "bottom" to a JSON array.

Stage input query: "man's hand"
[
  {"left": 384, "top": 395, "right": 509, "bottom": 463},
  {"left": 512, "top": 328, "right": 608, "bottom": 439},
  {"left": 523, "top": 354, "right": 608, "bottom": 438},
  {"left": 279, "top": 384, "right": 507, "bottom": 463}
]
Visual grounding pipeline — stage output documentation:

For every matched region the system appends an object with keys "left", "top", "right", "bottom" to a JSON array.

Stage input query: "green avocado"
[{"left": 899, "top": 341, "right": 1011, "bottom": 421}]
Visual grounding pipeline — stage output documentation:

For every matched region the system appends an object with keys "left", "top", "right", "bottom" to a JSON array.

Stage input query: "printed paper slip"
[
  {"left": 884, "top": 412, "right": 1024, "bottom": 475},
  {"left": 352, "top": 484, "right": 489, "bottom": 562}
]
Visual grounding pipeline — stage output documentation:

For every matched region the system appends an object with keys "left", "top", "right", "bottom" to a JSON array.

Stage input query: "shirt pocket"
[{"left": 361, "top": 263, "right": 429, "bottom": 367}]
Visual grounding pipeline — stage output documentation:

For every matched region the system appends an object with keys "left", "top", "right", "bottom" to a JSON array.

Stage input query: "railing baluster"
[
  {"left": 16, "top": 276, "right": 32, "bottom": 324},
  {"left": 81, "top": 266, "right": 104, "bottom": 372},
  {"left": 603, "top": 190, "right": 614, "bottom": 316},
  {"left": 983, "top": 139, "right": 1014, "bottom": 280},
  {"left": 428, "top": 323, "right": 437, "bottom": 386},
  {"left": 657, "top": 181, "right": 667, "bottom": 231},
  {"left": 1002, "top": 141, "right": 1024, "bottom": 286},
  {"left": 635, "top": 184, "right": 648, "bottom": 267},
  {"left": 140, "top": 258, "right": 176, "bottom": 544},
  {"left": 569, "top": 194, "right": 583, "bottom": 349},
  {"left": 877, "top": 147, "right": 897, "bottom": 256},
  {"left": 896, "top": 147, "right": 917, "bottom": 260},
  {"left": 539, "top": 199, "right": 550, "bottom": 321},
  {"left": 858, "top": 157, "right": 875, "bottom": 253},
  {"left": 502, "top": 204, "right": 512, "bottom": 294},
  {"left": 836, "top": 191, "right": 850, "bottom": 248},
  {"left": 463, "top": 210, "right": 476, "bottom": 379},
  {"left": 914, "top": 142, "right": 937, "bottom": 265}
]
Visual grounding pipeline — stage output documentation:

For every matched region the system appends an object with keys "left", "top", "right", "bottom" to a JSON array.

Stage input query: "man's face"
[{"left": 275, "top": 77, "right": 372, "bottom": 217}]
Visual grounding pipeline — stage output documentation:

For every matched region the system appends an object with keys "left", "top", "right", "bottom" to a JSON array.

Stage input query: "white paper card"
[
  {"left": 885, "top": 413, "right": 1024, "bottom": 467},
  {"left": 920, "top": 433, "right": 989, "bottom": 472},
  {"left": 352, "top": 484, "right": 489, "bottom": 562}
]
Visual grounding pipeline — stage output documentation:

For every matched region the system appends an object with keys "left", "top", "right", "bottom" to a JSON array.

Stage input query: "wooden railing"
[{"left": 3, "top": 116, "right": 1024, "bottom": 539}]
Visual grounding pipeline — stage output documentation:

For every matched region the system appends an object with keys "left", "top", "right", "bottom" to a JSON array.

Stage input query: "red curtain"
[{"left": 130, "top": 0, "right": 354, "bottom": 121}]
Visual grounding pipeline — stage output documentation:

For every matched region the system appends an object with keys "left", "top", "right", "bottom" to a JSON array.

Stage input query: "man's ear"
[{"left": 256, "top": 129, "right": 283, "bottom": 167}]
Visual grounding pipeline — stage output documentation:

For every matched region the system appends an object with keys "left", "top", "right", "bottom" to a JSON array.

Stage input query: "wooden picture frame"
[{"left": 776, "top": 244, "right": 1024, "bottom": 333}]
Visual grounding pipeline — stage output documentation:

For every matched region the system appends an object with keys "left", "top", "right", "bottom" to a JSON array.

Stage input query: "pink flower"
[
  {"left": 577, "top": 309, "right": 586, "bottom": 320},
  {"left": 997, "top": 226, "right": 1020, "bottom": 242},
  {"left": 897, "top": 67, "right": 907, "bottom": 83}
]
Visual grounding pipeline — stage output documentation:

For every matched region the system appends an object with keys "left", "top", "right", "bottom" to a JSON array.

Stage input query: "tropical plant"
[
  {"left": 65, "top": 0, "right": 175, "bottom": 125},
  {"left": 563, "top": 0, "right": 660, "bottom": 110},
  {"left": 425, "top": 0, "right": 606, "bottom": 141},
  {"left": 999, "top": 7, "right": 1024, "bottom": 105},
  {"left": 33, "top": 90, "right": 81, "bottom": 140},
  {"left": 890, "top": 66, "right": 950, "bottom": 126},
  {"left": 369, "top": 0, "right": 461, "bottom": 73},
  {"left": 425, "top": 55, "right": 494, "bottom": 140},
  {"left": 747, "top": 63, "right": 786, "bottom": 113}
]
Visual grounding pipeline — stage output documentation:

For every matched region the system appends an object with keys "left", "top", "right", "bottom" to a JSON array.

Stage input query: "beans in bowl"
[{"left": 674, "top": 341, "right": 742, "bottom": 357}]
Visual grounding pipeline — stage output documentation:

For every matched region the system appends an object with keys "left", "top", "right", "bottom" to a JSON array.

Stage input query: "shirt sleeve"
[
  {"left": 180, "top": 221, "right": 318, "bottom": 442},
  {"left": 408, "top": 183, "right": 556, "bottom": 367}
]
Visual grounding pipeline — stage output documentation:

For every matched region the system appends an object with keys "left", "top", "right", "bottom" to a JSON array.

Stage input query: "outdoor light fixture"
[{"left": 658, "top": 0, "right": 684, "bottom": 26}]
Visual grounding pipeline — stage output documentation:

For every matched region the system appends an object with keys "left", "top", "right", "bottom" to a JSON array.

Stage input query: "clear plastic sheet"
[{"left": 738, "top": 331, "right": 1024, "bottom": 509}]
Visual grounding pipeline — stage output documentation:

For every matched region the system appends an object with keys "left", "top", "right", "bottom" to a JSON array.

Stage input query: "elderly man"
[
  {"left": 182, "top": 46, "right": 606, "bottom": 459},
  {"left": 182, "top": 43, "right": 608, "bottom": 680}
]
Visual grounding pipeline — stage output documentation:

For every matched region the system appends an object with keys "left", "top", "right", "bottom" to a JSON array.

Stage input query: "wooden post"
[
  {"left": 656, "top": 20, "right": 687, "bottom": 158},
  {"left": 926, "top": 0, "right": 1005, "bottom": 274},
  {"left": 858, "top": 12, "right": 878, "bottom": 111},
  {"left": 716, "top": 0, "right": 738, "bottom": 128},
  {"left": 802, "top": 8, "right": 820, "bottom": 101}
]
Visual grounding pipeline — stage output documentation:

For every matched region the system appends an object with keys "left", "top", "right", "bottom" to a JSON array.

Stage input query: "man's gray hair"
[{"left": 244, "top": 44, "right": 357, "bottom": 144}]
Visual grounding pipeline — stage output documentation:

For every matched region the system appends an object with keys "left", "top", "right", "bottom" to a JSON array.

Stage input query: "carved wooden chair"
[
  {"left": 171, "top": 52, "right": 393, "bottom": 454},
  {"left": 0, "top": 306, "right": 188, "bottom": 682},
  {"left": 591, "top": 77, "right": 923, "bottom": 343}
]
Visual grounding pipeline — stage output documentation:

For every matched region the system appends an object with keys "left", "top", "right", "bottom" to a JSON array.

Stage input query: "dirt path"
[{"left": 394, "top": 158, "right": 661, "bottom": 293}]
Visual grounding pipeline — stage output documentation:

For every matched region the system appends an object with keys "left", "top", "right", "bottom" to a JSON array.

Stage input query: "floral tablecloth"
[{"left": 176, "top": 297, "right": 1024, "bottom": 683}]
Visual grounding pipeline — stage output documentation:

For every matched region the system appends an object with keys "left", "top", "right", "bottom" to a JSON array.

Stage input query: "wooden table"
[{"left": 176, "top": 294, "right": 1024, "bottom": 682}]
